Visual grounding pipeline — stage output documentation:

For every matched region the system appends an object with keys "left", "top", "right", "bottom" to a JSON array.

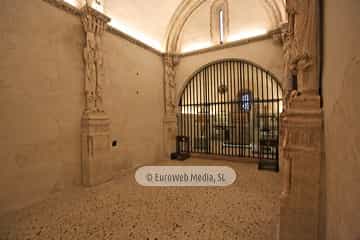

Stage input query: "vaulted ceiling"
[{"left": 65, "top": 0, "right": 287, "bottom": 53}]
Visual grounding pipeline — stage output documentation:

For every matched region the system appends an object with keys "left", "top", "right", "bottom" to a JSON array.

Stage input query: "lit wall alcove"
[{"left": 176, "top": 59, "right": 283, "bottom": 160}]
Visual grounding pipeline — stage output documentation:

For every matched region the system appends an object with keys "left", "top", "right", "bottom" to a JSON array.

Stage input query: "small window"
[
  {"left": 241, "top": 92, "right": 252, "bottom": 112},
  {"left": 219, "top": 10, "right": 224, "bottom": 44},
  {"left": 210, "top": 0, "right": 229, "bottom": 45}
]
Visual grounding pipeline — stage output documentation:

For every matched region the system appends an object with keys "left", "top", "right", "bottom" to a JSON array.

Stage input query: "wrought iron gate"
[{"left": 177, "top": 59, "right": 283, "bottom": 162}]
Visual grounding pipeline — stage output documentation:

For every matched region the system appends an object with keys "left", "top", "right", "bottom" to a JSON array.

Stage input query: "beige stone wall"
[
  {"left": 322, "top": 0, "right": 360, "bottom": 239},
  {"left": 176, "top": 38, "right": 284, "bottom": 100},
  {"left": 103, "top": 32, "right": 164, "bottom": 171},
  {"left": 0, "top": 0, "right": 164, "bottom": 214},
  {"left": 0, "top": 0, "right": 84, "bottom": 214}
]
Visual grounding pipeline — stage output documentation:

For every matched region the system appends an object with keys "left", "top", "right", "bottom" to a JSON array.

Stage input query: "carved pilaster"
[
  {"left": 80, "top": 5, "right": 112, "bottom": 186},
  {"left": 163, "top": 54, "right": 180, "bottom": 158},
  {"left": 279, "top": 1, "right": 322, "bottom": 239},
  {"left": 163, "top": 54, "right": 179, "bottom": 116},
  {"left": 81, "top": 5, "right": 110, "bottom": 115}
]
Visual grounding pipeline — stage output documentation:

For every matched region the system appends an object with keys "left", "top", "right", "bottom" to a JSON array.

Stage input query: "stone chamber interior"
[{"left": 0, "top": 0, "right": 359, "bottom": 240}]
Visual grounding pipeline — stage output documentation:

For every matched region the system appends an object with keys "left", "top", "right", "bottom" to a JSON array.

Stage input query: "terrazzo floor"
[{"left": 0, "top": 158, "right": 281, "bottom": 240}]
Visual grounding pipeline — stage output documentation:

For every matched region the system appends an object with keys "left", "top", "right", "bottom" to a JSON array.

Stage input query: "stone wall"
[
  {"left": 322, "top": 0, "right": 360, "bottom": 239},
  {"left": 103, "top": 32, "right": 164, "bottom": 171},
  {"left": 0, "top": 0, "right": 84, "bottom": 214},
  {"left": 0, "top": 0, "right": 164, "bottom": 214}
]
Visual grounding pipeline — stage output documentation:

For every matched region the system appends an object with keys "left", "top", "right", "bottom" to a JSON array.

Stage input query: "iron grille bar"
[{"left": 177, "top": 60, "right": 282, "bottom": 161}]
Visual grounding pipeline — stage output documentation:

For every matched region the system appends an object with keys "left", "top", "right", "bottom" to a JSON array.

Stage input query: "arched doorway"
[{"left": 177, "top": 59, "right": 283, "bottom": 166}]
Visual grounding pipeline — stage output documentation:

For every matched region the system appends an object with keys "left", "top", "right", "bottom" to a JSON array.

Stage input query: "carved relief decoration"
[
  {"left": 81, "top": 6, "right": 110, "bottom": 115},
  {"left": 282, "top": 0, "right": 320, "bottom": 95},
  {"left": 42, "top": 0, "right": 82, "bottom": 16},
  {"left": 280, "top": 1, "right": 321, "bottom": 195},
  {"left": 164, "top": 54, "right": 179, "bottom": 116}
]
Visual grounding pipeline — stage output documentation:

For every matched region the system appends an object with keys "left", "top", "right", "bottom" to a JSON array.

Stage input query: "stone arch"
[
  {"left": 176, "top": 58, "right": 284, "bottom": 107},
  {"left": 164, "top": 0, "right": 286, "bottom": 53}
]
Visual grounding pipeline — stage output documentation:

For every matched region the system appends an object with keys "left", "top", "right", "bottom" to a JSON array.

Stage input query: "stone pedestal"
[
  {"left": 279, "top": 94, "right": 323, "bottom": 240},
  {"left": 81, "top": 112, "right": 113, "bottom": 186},
  {"left": 163, "top": 115, "right": 177, "bottom": 159}
]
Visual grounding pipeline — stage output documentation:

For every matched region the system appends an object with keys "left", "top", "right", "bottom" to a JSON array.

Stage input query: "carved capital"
[{"left": 81, "top": 5, "right": 110, "bottom": 35}]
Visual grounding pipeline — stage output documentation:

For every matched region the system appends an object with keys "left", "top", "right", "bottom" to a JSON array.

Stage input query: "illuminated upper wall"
[
  {"left": 64, "top": 0, "right": 286, "bottom": 53},
  {"left": 180, "top": 0, "right": 281, "bottom": 53}
]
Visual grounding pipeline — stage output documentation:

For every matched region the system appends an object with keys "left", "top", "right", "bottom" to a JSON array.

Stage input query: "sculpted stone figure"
[
  {"left": 163, "top": 54, "right": 179, "bottom": 157},
  {"left": 164, "top": 54, "right": 179, "bottom": 115},
  {"left": 84, "top": 33, "right": 97, "bottom": 113},
  {"left": 81, "top": 6, "right": 109, "bottom": 115},
  {"left": 282, "top": 33, "right": 297, "bottom": 94},
  {"left": 279, "top": 2, "right": 322, "bottom": 239},
  {"left": 80, "top": 5, "right": 112, "bottom": 187},
  {"left": 95, "top": 36, "right": 105, "bottom": 112},
  {"left": 284, "top": 0, "right": 319, "bottom": 94}
]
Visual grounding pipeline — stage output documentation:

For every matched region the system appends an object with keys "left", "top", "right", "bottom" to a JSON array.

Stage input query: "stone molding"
[
  {"left": 107, "top": 26, "right": 163, "bottom": 57},
  {"left": 81, "top": 112, "right": 111, "bottom": 134},
  {"left": 179, "top": 30, "right": 276, "bottom": 58},
  {"left": 281, "top": 114, "right": 322, "bottom": 153},
  {"left": 164, "top": 0, "right": 207, "bottom": 54},
  {"left": 41, "top": 0, "right": 283, "bottom": 58},
  {"left": 42, "top": 0, "right": 82, "bottom": 16},
  {"left": 260, "top": 0, "right": 284, "bottom": 28},
  {"left": 42, "top": 0, "right": 164, "bottom": 57}
]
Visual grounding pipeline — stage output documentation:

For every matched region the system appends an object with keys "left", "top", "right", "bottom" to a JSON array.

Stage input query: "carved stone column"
[
  {"left": 279, "top": 95, "right": 322, "bottom": 240},
  {"left": 279, "top": 0, "right": 323, "bottom": 239},
  {"left": 163, "top": 54, "right": 179, "bottom": 158},
  {"left": 80, "top": 5, "right": 112, "bottom": 186}
]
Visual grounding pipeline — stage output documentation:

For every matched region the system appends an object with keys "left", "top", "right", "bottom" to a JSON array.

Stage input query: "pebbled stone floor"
[{"left": 0, "top": 159, "right": 281, "bottom": 240}]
